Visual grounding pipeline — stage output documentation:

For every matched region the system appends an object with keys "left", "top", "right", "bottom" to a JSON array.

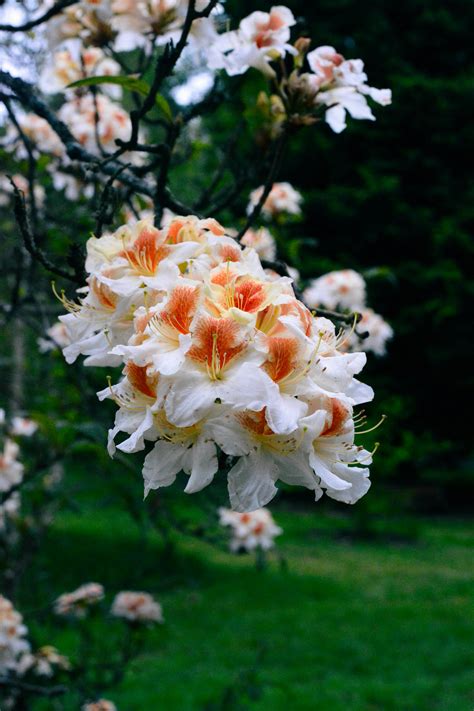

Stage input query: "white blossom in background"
[
  {"left": 247, "top": 182, "right": 303, "bottom": 219},
  {"left": 303, "top": 269, "right": 366, "bottom": 311},
  {"left": 46, "top": 0, "right": 116, "bottom": 50},
  {"left": 10, "top": 417, "right": 38, "bottom": 437},
  {"left": 0, "top": 439, "right": 24, "bottom": 492},
  {"left": 38, "top": 321, "right": 72, "bottom": 353},
  {"left": 305, "top": 45, "right": 392, "bottom": 133},
  {"left": 209, "top": 5, "right": 296, "bottom": 77},
  {"left": 39, "top": 45, "right": 121, "bottom": 97},
  {"left": 111, "top": 0, "right": 219, "bottom": 53},
  {"left": 17, "top": 646, "right": 70, "bottom": 677},
  {"left": 0, "top": 492, "right": 21, "bottom": 532},
  {"left": 0, "top": 174, "right": 46, "bottom": 208},
  {"left": 219, "top": 507, "right": 282, "bottom": 551},
  {"left": 54, "top": 583, "right": 104, "bottom": 618},
  {"left": 82, "top": 701, "right": 117, "bottom": 711},
  {"left": 58, "top": 94, "right": 137, "bottom": 155},
  {"left": 49, "top": 171, "right": 96, "bottom": 202},
  {"left": 343, "top": 308, "right": 393, "bottom": 356},
  {"left": 241, "top": 226, "right": 277, "bottom": 261},
  {"left": 0, "top": 409, "right": 5, "bottom": 426},
  {"left": 111, "top": 591, "right": 163, "bottom": 623},
  {"left": 0, "top": 595, "right": 30, "bottom": 674},
  {"left": 4, "top": 114, "right": 64, "bottom": 159},
  {"left": 59, "top": 215, "right": 374, "bottom": 512}
]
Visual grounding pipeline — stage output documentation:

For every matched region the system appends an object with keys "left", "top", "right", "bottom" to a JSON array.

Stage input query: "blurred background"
[{"left": 0, "top": 0, "right": 473, "bottom": 709}]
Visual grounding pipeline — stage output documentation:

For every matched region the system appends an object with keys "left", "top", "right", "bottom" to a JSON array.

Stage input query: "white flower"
[
  {"left": 344, "top": 308, "right": 393, "bottom": 356},
  {"left": 10, "top": 417, "right": 38, "bottom": 437},
  {"left": 241, "top": 227, "right": 277, "bottom": 261},
  {"left": 5, "top": 114, "right": 64, "bottom": 159},
  {"left": 219, "top": 507, "right": 282, "bottom": 551},
  {"left": 209, "top": 5, "right": 296, "bottom": 77},
  {"left": 60, "top": 213, "right": 375, "bottom": 512},
  {"left": 305, "top": 46, "right": 392, "bottom": 133},
  {"left": 58, "top": 94, "right": 137, "bottom": 156},
  {"left": 38, "top": 321, "right": 71, "bottom": 353},
  {"left": 54, "top": 583, "right": 104, "bottom": 618},
  {"left": 39, "top": 45, "right": 121, "bottom": 97},
  {"left": 0, "top": 174, "right": 45, "bottom": 208},
  {"left": 82, "top": 701, "right": 117, "bottom": 711},
  {"left": 247, "top": 182, "right": 303, "bottom": 220},
  {"left": 0, "top": 596, "right": 30, "bottom": 675},
  {"left": 0, "top": 491, "right": 21, "bottom": 532},
  {"left": 303, "top": 269, "right": 366, "bottom": 311},
  {"left": 111, "top": 591, "right": 163, "bottom": 623},
  {"left": 0, "top": 439, "right": 24, "bottom": 493},
  {"left": 17, "top": 646, "right": 70, "bottom": 677}
]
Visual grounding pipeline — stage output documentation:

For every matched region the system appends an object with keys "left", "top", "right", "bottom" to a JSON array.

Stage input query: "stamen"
[{"left": 355, "top": 414, "right": 386, "bottom": 435}]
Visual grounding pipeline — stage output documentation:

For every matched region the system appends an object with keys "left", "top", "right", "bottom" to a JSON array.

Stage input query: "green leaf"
[{"left": 67, "top": 75, "right": 150, "bottom": 95}]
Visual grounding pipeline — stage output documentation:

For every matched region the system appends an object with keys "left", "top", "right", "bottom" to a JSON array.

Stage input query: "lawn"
[{"left": 19, "top": 487, "right": 474, "bottom": 711}]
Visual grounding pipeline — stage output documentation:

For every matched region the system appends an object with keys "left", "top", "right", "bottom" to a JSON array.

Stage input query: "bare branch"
[{"left": 0, "top": 0, "right": 77, "bottom": 32}]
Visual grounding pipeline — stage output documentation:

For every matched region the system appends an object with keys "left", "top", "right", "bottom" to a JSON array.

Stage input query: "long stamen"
[{"left": 355, "top": 414, "right": 386, "bottom": 435}]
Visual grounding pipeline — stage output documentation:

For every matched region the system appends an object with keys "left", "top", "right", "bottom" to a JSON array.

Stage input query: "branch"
[
  {"left": 0, "top": 0, "right": 78, "bottom": 32},
  {"left": 0, "top": 676, "right": 67, "bottom": 697},
  {"left": 10, "top": 179, "right": 83, "bottom": 284},
  {"left": 236, "top": 130, "right": 288, "bottom": 241},
  {"left": 0, "top": 70, "right": 154, "bottom": 199}
]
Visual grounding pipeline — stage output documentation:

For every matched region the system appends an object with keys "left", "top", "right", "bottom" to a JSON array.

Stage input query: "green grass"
[{"left": 18, "top": 500, "right": 474, "bottom": 711}]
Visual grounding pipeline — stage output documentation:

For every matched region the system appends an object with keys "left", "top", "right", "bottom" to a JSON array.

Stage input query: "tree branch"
[{"left": 0, "top": 0, "right": 78, "bottom": 32}]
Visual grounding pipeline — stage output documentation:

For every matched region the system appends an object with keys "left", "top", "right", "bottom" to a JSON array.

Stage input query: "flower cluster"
[
  {"left": 59, "top": 215, "right": 374, "bottom": 512},
  {"left": 0, "top": 438, "right": 24, "bottom": 493},
  {"left": 241, "top": 226, "right": 277, "bottom": 261},
  {"left": 39, "top": 45, "right": 121, "bottom": 97},
  {"left": 111, "top": 591, "right": 163, "bottom": 623},
  {"left": 46, "top": 0, "right": 219, "bottom": 54},
  {"left": 247, "top": 182, "right": 303, "bottom": 220},
  {"left": 57, "top": 94, "right": 136, "bottom": 155},
  {"left": 0, "top": 174, "right": 45, "bottom": 209},
  {"left": 209, "top": 5, "right": 296, "bottom": 77},
  {"left": 38, "top": 321, "right": 71, "bottom": 353},
  {"left": 219, "top": 507, "right": 282, "bottom": 551},
  {"left": 0, "top": 595, "right": 30, "bottom": 675},
  {"left": 17, "top": 645, "right": 70, "bottom": 677},
  {"left": 303, "top": 269, "right": 393, "bottom": 356},
  {"left": 54, "top": 582, "right": 105, "bottom": 617}
]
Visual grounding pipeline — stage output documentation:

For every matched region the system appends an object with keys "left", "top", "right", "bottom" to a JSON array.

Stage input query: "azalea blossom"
[
  {"left": 54, "top": 583, "right": 104, "bottom": 617},
  {"left": 17, "top": 646, "right": 70, "bottom": 677},
  {"left": 0, "top": 491, "right": 21, "bottom": 532},
  {"left": 111, "top": 0, "right": 219, "bottom": 53},
  {"left": 38, "top": 321, "right": 71, "bottom": 353},
  {"left": 58, "top": 94, "right": 137, "bottom": 156},
  {"left": 305, "top": 45, "right": 392, "bottom": 133},
  {"left": 209, "top": 5, "right": 296, "bottom": 77},
  {"left": 39, "top": 45, "right": 121, "bottom": 96},
  {"left": 59, "top": 212, "right": 375, "bottom": 512},
  {"left": 10, "top": 417, "right": 38, "bottom": 437},
  {"left": 5, "top": 114, "right": 64, "bottom": 159},
  {"left": 303, "top": 269, "right": 366, "bottom": 311},
  {"left": 0, "top": 439, "right": 24, "bottom": 493},
  {"left": 0, "top": 174, "right": 45, "bottom": 208},
  {"left": 241, "top": 226, "right": 277, "bottom": 261},
  {"left": 343, "top": 308, "right": 393, "bottom": 356},
  {"left": 46, "top": 1, "right": 116, "bottom": 50},
  {"left": 219, "top": 507, "right": 282, "bottom": 551},
  {"left": 247, "top": 182, "right": 303, "bottom": 219},
  {"left": 0, "top": 596, "right": 30, "bottom": 675},
  {"left": 82, "top": 701, "right": 117, "bottom": 711},
  {"left": 111, "top": 591, "right": 163, "bottom": 623}
]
